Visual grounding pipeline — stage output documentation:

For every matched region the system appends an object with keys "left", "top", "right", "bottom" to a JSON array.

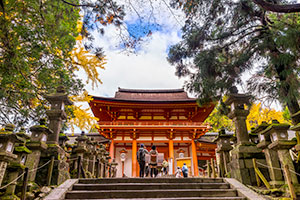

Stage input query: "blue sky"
[{"left": 74, "top": 0, "right": 187, "bottom": 131}]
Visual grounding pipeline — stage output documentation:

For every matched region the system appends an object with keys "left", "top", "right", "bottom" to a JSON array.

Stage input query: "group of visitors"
[
  {"left": 137, "top": 143, "right": 161, "bottom": 177},
  {"left": 137, "top": 143, "right": 188, "bottom": 178}
]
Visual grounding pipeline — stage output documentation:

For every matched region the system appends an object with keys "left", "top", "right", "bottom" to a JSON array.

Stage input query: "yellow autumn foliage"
[
  {"left": 67, "top": 91, "right": 99, "bottom": 133},
  {"left": 71, "top": 21, "right": 106, "bottom": 89},
  {"left": 247, "top": 103, "right": 287, "bottom": 130},
  {"left": 206, "top": 102, "right": 288, "bottom": 132},
  {"left": 67, "top": 105, "right": 99, "bottom": 133}
]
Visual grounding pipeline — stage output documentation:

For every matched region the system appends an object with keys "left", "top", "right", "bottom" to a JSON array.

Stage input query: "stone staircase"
[{"left": 64, "top": 178, "right": 247, "bottom": 200}]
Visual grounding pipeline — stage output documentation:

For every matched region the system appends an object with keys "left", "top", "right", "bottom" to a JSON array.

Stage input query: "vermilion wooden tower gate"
[{"left": 89, "top": 88, "right": 215, "bottom": 177}]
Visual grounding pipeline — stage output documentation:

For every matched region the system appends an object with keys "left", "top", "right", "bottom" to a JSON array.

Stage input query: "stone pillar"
[
  {"left": 4, "top": 129, "right": 31, "bottom": 199},
  {"left": 191, "top": 140, "right": 199, "bottom": 177},
  {"left": 225, "top": 88, "right": 265, "bottom": 185},
  {"left": 256, "top": 121, "right": 284, "bottom": 187},
  {"left": 267, "top": 120, "right": 298, "bottom": 184},
  {"left": 0, "top": 124, "right": 19, "bottom": 186},
  {"left": 214, "top": 129, "right": 233, "bottom": 177},
  {"left": 26, "top": 120, "right": 52, "bottom": 182},
  {"left": 132, "top": 139, "right": 137, "bottom": 177}
]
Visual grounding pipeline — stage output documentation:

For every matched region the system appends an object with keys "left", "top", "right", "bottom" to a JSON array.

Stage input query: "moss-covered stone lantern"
[
  {"left": 41, "top": 86, "right": 72, "bottom": 185},
  {"left": 224, "top": 87, "right": 265, "bottom": 185},
  {"left": 45, "top": 86, "right": 72, "bottom": 145},
  {"left": 59, "top": 132, "right": 69, "bottom": 150},
  {"left": 26, "top": 119, "right": 52, "bottom": 182},
  {"left": 87, "top": 138, "right": 97, "bottom": 177},
  {"left": 104, "top": 151, "right": 110, "bottom": 177},
  {"left": 266, "top": 120, "right": 298, "bottom": 184},
  {"left": 110, "top": 158, "right": 118, "bottom": 177},
  {"left": 213, "top": 128, "right": 233, "bottom": 177},
  {"left": 0, "top": 124, "right": 21, "bottom": 186},
  {"left": 255, "top": 121, "right": 284, "bottom": 187},
  {"left": 3, "top": 128, "right": 32, "bottom": 200}
]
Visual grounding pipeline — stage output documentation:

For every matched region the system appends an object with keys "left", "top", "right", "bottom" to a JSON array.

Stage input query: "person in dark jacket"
[
  {"left": 137, "top": 143, "right": 149, "bottom": 177},
  {"left": 182, "top": 163, "right": 188, "bottom": 178},
  {"left": 149, "top": 145, "right": 158, "bottom": 177}
]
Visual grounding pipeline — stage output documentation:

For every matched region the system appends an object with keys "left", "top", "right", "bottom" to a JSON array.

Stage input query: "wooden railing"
[{"left": 98, "top": 121, "right": 210, "bottom": 127}]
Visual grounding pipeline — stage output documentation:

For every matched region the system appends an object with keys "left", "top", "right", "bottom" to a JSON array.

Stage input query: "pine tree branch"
[
  {"left": 252, "top": 0, "right": 300, "bottom": 13},
  {"left": 61, "top": 0, "right": 96, "bottom": 8}
]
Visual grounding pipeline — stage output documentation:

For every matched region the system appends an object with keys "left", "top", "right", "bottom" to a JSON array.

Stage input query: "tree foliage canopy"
[
  {"left": 168, "top": 0, "right": 300, "bottom": 123},
  {"left": 0, "top": 0, "right": 124, "bottom": 128}
]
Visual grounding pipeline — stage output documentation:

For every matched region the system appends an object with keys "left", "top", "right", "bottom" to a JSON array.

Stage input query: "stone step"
[
  {"left": 69, "top": 198, "right": 246, "bottom": 200},
  {"left": 73, "top": 182, "right": 231, "bottom": 190},
  {"left": 65, "top": 189, "right": 238, "bottom": 199},
  {"left": 78, "top": 178, "right": 224, "bottom": 184}
]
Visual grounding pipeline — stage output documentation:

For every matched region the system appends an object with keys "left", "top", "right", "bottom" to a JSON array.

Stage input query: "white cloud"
[{"left": 77, "top": 1, "right": 186, "bottom": 98}]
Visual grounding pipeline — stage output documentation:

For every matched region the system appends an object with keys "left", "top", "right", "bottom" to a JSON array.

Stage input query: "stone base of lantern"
[
  {"left": 37, "top": 145, "right": 70, "bottom": 186},
  {"left": 229, "top": 144, "right": 269, "bottom": 185}
]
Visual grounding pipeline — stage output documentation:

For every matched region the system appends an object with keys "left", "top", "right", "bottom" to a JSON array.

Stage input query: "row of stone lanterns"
[
  {"left": 215, "top": 88, "right": 300, "bottom": 194},
  {"left": 69, "top": 131, "right": 116, "bottom": 179},
  {"left": 0, "top": 86, "right": 117, "bottom": 200}
]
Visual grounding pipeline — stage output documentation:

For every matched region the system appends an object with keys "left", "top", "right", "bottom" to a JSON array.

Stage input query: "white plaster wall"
[
  {"left": 137, "top": 136, "right": 152, "bottom": 141},
  {"left": 115, "top": 147, "right": 132, "bottom": 177},
  {"left": 173, "top": 137, "right": 182, "bottom": 141},
  {"left": 154, "top": 136, "right": 168, "bottom": 140}
]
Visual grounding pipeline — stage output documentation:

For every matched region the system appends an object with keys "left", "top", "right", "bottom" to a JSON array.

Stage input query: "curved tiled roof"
[{"left": 112, "top": 88, "right": 194, "bottom": 101}]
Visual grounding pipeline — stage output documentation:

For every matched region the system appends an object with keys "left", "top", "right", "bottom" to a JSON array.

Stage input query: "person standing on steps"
[
  {"left": 182, "top": 163, "right": 188, "bottom": 178},
  {"left": 162, "top": 159, "right": 169, "bottom": 175},
  {"left": 137, "top": 143, "right": 149, "bottom": 177},
  {"left": 149, "top": 145, "right": 158, "bottom": 177}
]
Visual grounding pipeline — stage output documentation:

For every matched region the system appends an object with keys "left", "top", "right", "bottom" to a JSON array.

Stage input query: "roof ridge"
[{"left": 118, "top": 88, "right": 185, "bottom": 93}]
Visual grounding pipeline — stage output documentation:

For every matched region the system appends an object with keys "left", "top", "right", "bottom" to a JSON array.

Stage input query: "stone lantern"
[
  {"left": 81, "top": 137, "right": 92, "bottom": 175},
  {"left": 41, "top": 86, "right": 72, "bottom": 185},
  {"left": 267, "top": 120, "right": 298, "bottom": 184},
  {"left": 249, "top": 128, "right": 259, "bottom": 144},
  {"left": 213, "top": 128, "right": 233, "bottom": 177},
  {"left": 119, "top": 149, "right": 128, "bottom": 177},
  {"left": 224, "top": 88, "right": 252, "bottom": 145},
  {"left": 4, "top": 128, "right": 32, "bottom": 199},
  {"left": 97, "top": 144, "right": 106, "bottom": 178},
  {"left": 0, "top": 124, "right": 21, "bottom": 186},
  {"left": 104, "top": 151, "right": 110, "bottom": 177},
  {"left": 255, "top": 121, "right": 284, "bottom": 187},
  {"left": 87, "top": 138, "right": 97, "bottom": 177},
  {"left": 59, "top": 132, "right": 69, "bottom": 150},
  {"left": 73, "top": 132, "right": 88, "bottom": 177},
  {"left": 224, "top": 87, "right": 265, "bottom": 185},
  {"left": 45, "top": 86, "right": 72, "bottom": 145},
  {"left": 110, "top": 158, "right": 118, "bottom": 177},
  {"left": 26, "top": 119, "right": 52, "bottom": 182}
]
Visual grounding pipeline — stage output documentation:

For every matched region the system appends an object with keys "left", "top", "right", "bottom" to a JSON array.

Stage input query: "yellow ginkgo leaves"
[{"left": 67, "top": 91, "right": 99, "bottom": 133}]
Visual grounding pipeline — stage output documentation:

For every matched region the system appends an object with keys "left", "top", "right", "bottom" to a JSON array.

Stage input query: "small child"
[{"left": 175, "top": 167, "right": 182, "bottom": 178}]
